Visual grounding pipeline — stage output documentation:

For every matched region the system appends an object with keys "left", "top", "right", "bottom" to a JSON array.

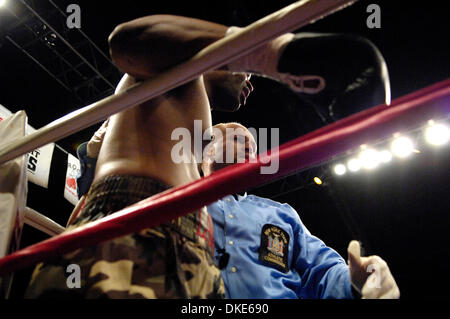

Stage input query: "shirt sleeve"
[{"left": 286, "top": 205, "right": 354, "bottom": 299}]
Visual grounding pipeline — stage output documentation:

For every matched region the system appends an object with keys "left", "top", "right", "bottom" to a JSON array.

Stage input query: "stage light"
[
  {"left": 313, "top": 177, "right": 323, "bottom": 185},
  {"left": 347, "top": 158, "right": 361, "bottom": 172},
  {"left": 391, "top": 136, "right": 414, "bottom": 158},
  {"left": 334, "top": 164, "right": 346, "bottom": 176},
  {"left": 379, "top": 150, "right": 392, "bottom": 163},
  {"left": 425, "top": 122, "right": 449, "bottom": 146},
  {"left": 359, "top": 148, "right": 380, "bottom": 169},
  {"left": 0, "top": 0, "right": 6, "bottom": 8}
]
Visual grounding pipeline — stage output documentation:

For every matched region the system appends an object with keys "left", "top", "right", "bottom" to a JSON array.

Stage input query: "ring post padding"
[{"left": 0, "top": 111, "right": 28, "bottom": 297}]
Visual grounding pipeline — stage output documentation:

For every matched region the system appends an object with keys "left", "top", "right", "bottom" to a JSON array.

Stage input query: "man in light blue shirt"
[{"left": 202, "top": 122, "right": 400, "bottom": 299}]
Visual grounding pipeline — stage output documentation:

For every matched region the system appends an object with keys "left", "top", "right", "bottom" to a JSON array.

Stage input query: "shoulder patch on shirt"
[{"left": 259, "top": 224, "right": 289, "bottom": 273}]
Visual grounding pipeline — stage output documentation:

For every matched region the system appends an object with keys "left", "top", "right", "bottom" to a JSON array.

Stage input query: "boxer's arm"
[
  {"left": 108, "top": 15, "right": 297, "bottom": 80},
  {"left": 108, "top": 14, "right": 390, "bottom": 118}
]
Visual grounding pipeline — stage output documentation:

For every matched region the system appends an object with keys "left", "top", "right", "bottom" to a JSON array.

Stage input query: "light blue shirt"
[{"left": 207, "top": 193, "right": 354, "bottom": 299}]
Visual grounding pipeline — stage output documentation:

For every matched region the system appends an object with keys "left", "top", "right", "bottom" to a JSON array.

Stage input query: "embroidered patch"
[{"left": 259, "top": 224, "right": 289, "bottom": 273}]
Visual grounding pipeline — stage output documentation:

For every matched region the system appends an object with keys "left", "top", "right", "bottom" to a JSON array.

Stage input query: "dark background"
[{"left": 0, "top": 0, "right": 448, "bottom": 299}]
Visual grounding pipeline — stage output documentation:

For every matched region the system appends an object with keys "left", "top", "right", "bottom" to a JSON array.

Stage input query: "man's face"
[
  {"left": 203, "top": 71, "right": 253, "bottom": 112},
  {"left": 203, "top": 123, "right": 257, "bottom": 176}
]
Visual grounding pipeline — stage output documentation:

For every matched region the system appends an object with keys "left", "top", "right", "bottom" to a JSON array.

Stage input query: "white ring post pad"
[
  {"left": 0, "top": 111, "right": 28, "bottom": 256},
  {"left": 0, "top": 111, "right": 28, "bottom": 296}
]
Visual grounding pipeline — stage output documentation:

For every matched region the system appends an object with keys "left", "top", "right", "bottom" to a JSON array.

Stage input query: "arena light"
[
  {"left": 313, "top": 177, "right": 323, "bottom": 185},
  {"left": 334, "top": 164, "right": 346, "bottom": 176},
  {"left": 391, "top": 136, "right": 414, "bottom": 158},
  {"left": 359, "top": 148, "right": 380, "bottom": 169},
  {"left": 331, "top": 119, "right": 447, "bottom": 178},
  {"left": 347, "top": 158, "right": 361, "bottom": 172},
  {"left": 425, "top": 121, "right": 449, "bottom": 146}
]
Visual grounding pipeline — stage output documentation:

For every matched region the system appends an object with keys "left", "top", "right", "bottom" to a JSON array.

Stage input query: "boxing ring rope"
[
  {"left": 0, "top": 79, "right": 448, "bottom": 276},
  {"left": 0, "top": 0, "right": 357, "bottom": 166}
]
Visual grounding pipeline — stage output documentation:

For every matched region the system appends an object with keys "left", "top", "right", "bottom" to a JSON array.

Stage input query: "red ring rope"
[{"left": 0, "top": 79, "right": 448, "bottom": 276}]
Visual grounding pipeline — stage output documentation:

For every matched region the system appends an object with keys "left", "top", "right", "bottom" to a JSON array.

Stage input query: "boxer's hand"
[
  {"left": 86, "top": 118, "right": 109, "bottom": 158},
  {"left": 347, "top": 240, "right": 400, "bottom": 299}
]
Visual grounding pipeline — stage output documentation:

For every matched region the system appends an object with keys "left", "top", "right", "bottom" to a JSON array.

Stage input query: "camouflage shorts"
[{"left": 25, "top": 175, "right": 225, "bottom": 299}]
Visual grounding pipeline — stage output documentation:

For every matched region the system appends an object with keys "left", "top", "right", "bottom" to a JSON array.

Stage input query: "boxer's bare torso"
[{"left": 94, "top": 75, "right": 211, "bottom": 187}]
